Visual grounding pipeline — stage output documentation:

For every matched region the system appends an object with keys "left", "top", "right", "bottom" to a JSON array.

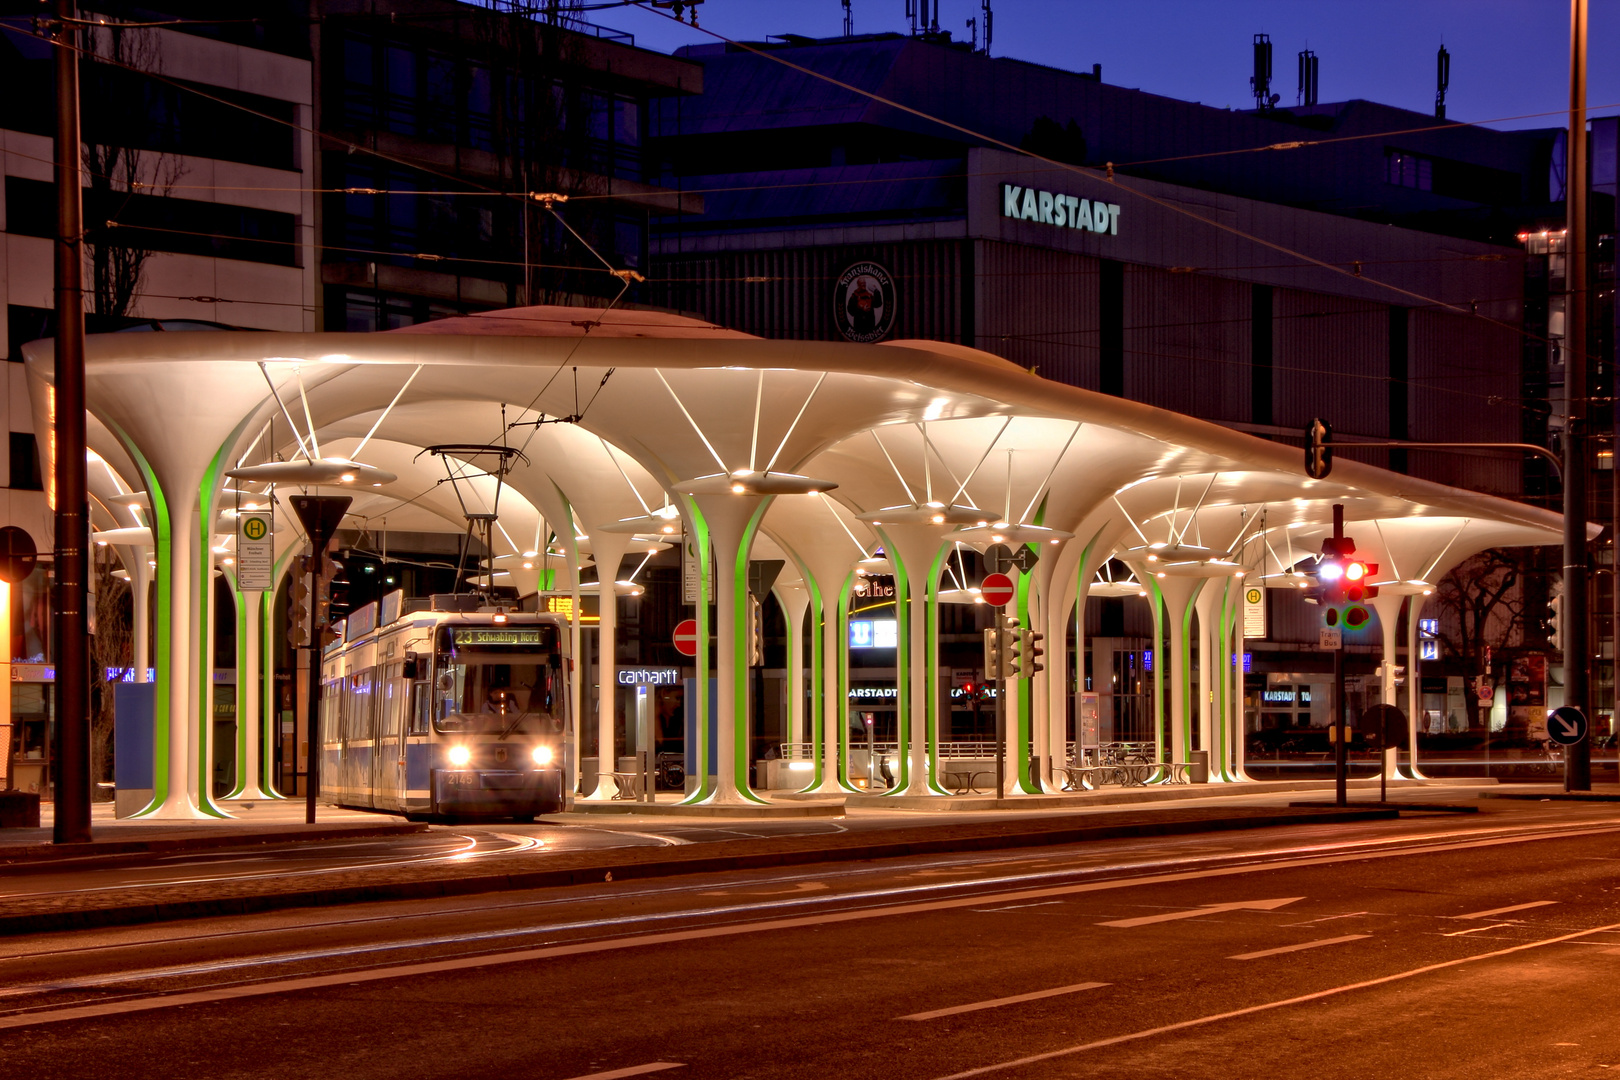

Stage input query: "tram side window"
[
  {"left": 380, "top": 663, "right": 403, "bottom": 738},
  {"left": 409, "top": 681, "right": 430, "bottom": 736}
]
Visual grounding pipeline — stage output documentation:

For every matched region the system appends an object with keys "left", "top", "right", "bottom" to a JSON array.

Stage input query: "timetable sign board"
[
  {"left": 236, "top": 512, "right": 274, "bottom": 591},
  {"left": 1241, "top": 585, "right": 1266, "bottom": 639}
]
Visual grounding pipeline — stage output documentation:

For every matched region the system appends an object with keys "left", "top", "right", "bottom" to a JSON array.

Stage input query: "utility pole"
[
  {"left": 52, "top": 0, "right": 90, "bottom": 845},
  {"left": 1564, "top": 0, "right": 1591, "bottom": 791}
]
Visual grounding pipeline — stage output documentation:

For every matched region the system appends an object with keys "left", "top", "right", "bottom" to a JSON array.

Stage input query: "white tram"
[{"left": 318, "top": 591, "right": 572, "bottom": 821}]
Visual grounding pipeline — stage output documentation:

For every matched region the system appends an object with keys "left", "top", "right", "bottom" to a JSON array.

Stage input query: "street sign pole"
[
  {"left": 291, "top": 496, "right": 352, "bottom": 825},
  {"left": 994, "top": 617, "right": 1006, "bottom": 800},
  {"left": 1334, "top": 637, "right": 1347, "bottom": 807},
  {"left": 51, "top": 0, "right": 90, "bottom": 845},
  {"left": 1564, "top": 0, "right": 1592, "bottom": 793}
]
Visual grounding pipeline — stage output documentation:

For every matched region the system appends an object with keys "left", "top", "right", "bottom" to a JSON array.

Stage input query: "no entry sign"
[
  {"left": 673, "top": 618, "right": 700, "bottom": 657},
  {"left": 981, "top": 573, "right": 1016, "bottom": 607}
]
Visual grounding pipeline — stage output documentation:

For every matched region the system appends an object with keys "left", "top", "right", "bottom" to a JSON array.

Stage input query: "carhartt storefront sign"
[{"left": 1002, "top": 184, "right": 1119, "bottom": 235}]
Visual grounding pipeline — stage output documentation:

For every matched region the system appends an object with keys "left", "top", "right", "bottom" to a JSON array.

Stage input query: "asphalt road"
[{"left": 3, "top": 799, "right": 1620, "bottom": 1078}]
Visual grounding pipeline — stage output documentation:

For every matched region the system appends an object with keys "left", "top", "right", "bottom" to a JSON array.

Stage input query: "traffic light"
[
  {"left": 1018, "top": 629, "right": 1046, "bottom": 675},
  {"left": 289, "top": 574, "right": 311, "bottom": 648},
  {"left": 982, "top": 629, "right": 1004, "bottom": 679},
  {"left": 1548, "top": 581, "right": 1563, "bottom": 652},
  {"left": 1304, "top": 418, "right": 1333, "bottom": 480}
]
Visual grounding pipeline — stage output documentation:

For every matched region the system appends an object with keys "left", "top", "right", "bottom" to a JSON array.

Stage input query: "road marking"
[
  {"left": 1453, "top": 900, "right": 1557, "bottom": 920},
  {"left": 2, "top": 830, "right": 1614, "bottom": 1028},
  {"left": 925, "top": 918, "right": 1620, "bottom": 1079},
  {"left": 1443, "top": 923, "right": 1512, "bottom": 937},
  {"left": 900, "top": 982, "right": 1108, "bottom": 1021},
  {"left": 1229, "top": 934, "right": 1369, "bottom": 961},
  {"left": 561, "top": 1065, "right": 683, "bottom": 1080},
  {"left": 1099, "top": 897, "right": 1303, "bottom": 927},
  {"left": 971, "top": 901, "right": 1065, "bottom": 912}
]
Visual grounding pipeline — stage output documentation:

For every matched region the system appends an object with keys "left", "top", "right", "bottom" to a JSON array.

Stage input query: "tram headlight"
[
  {"left": 532, "top": 745, "right": 554, "bottom": 766},
  {"left": 448, "top": 745, "right": 472, "bottom": 767}
]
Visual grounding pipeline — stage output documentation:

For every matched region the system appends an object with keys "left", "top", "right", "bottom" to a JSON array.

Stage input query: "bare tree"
[
  {"left": 81, "top": 18, "right": 185, "bottom": 320},
  {"left": 1434, "top": 548, "right": 1528, "bottom": 728}
]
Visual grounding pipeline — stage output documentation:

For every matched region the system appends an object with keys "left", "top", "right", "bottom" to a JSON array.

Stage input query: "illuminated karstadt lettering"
[{"left": 1002, "top": 183, "right": 1120, "bottom": 235}]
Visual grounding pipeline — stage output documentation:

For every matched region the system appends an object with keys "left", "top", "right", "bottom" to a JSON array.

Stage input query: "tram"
[{"left": 318, "top": 591, "right": 571, "bottom": 821}]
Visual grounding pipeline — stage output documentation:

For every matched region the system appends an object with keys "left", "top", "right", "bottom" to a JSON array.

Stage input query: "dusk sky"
[{"left": 598, "top": 1, "right": 1617, "bottom": 133}]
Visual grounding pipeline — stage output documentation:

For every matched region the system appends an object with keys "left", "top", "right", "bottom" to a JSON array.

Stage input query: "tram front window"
[{"left": 434, "top": 625, "right": 563, "bottom": 735}]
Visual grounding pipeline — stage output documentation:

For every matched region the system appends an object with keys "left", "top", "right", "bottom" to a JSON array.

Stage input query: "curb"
[
  {"left": 1479, "top": 791, "right": 1620, "bottom": 802},
  {"left": 0, "top": 822, "right": 429, "bottom": 865},
  {"left": 0, "top": 806, "right": 1395, "bottom": 937}
]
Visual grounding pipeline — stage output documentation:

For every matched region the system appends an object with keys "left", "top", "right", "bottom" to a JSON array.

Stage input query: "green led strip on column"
[
  {"left": 1143, "top": 572, "right": 1168, "bottom": 765},
  {"left": 730, "top": 501, "right": 771, "bottom": 803},
  {"left": 193, "top": 450, "right": 229, "bottom": 817},
  {"left": 1015, "top": 568, "right": 1037, "bottom": 793},
  {"left": 265, "top": 546, "right": 299, "bottom": 797},
  {"left": 225, "top": 570, "right": 247, "bottom": 799},
  {"left": 883, "top": 536, "right": 911, "bottom": 793},
  {"left": 678, "top": 497, "right": 713, "bottom": 805},
  {"left": 925, "top": 545, "right": 950, "bottom": 794},
  {"left": 801, "top": 564, "right": 825, "bottom": 790},
  {"left": 836, "top": 570, "right": 855, "bottom": 789},
  {"left": 1179, "top": 586, "right": 1199, "bottom": 762}
]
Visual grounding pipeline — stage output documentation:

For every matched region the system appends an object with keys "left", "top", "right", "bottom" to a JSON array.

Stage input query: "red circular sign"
[
  {"left": 673, "top": 618, "right": 700, "bottom": 657},
  {"left": 981, "top": 573, "right": 1016, "bottom": 607}
]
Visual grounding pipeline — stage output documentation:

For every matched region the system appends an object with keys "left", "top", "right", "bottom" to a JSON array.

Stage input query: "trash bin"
[{"left": 1189, "top": 750, "right": 1210, "bottom": 784}]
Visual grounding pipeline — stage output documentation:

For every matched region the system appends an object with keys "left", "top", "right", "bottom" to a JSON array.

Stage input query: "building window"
[
  {"left": 9, "top": 432, "right": 42, "bottom": 491},
  {"left": 334, "top": 289, "right": 471, "bottom": 333},
  {"left": 1386, "top": 151, "right": 1432, "bottom": 191}
]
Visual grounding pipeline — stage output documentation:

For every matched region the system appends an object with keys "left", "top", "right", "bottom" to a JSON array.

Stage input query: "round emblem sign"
[
  {"left": 1245, "top": 586, "right": 1262, "bottom": 606},
  {"left": 833, "top": 261, "right": 896, "bottom": 343},
  {"left": 241, "top": 516, "right": 269, "bottom": 542}
]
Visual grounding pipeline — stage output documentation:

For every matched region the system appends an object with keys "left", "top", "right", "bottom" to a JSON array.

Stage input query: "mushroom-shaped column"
[
  {"left": 675, "top": 482, "right": 779, "bottom": 804},
  {"left": 772, "top": 576, "right": 812, "bottom": 750},
  {"left": 42, "top": 354, "right": 294, "bottom": 819},
  {"left": 577, "top": 531, "right": 633, "bottom": 801},
  {"left": 763, "top": 495, "right": 875, "bottom": 796},
  {"left": 1369, "top": 590, "right": 1413, "bottom": 783},
  {"left": 1192, "top": 581, "right": 1226, "bottom": 779},
  {"left": 1144, "top": 572, "right": 1203, "bottom": 765},
  {"left": 863, "top": 514, "right": 957, "bottom": 797}
]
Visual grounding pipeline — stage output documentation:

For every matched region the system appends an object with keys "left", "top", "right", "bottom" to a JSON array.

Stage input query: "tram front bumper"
[{"left": 433, "top": 768, "right": 562, "bottom": 815}]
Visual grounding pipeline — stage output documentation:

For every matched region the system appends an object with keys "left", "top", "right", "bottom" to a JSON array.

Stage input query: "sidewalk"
[{"left": 0, "top": 779, "right": 1511, "bottom": 937}]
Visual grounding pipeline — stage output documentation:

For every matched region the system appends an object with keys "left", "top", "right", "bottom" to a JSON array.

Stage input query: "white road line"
[
  {"left": 1099, "top": 897, "right": 1302, "bottom": 927},
  {"left": 3, "top": 828, "right": 1615, "bottom": 1029},
  {"left": 926, "top": 919, "right": 1620, "bottom": 1080},
  {"left": 901, "top": 982, "right": 1108, "bottom": 1021},
  {"left": 1453, "top": 900, "right": 1557, "bottom": 920},
  {"left": 1442, "top": 924, "right": 1511, "bottom": 938},
  {"left": 1228, "top": 934, "right": 1369, "bottom": 961},
  {"left": 561, "top": 1064, "right": 683, "bottom": 1080}
]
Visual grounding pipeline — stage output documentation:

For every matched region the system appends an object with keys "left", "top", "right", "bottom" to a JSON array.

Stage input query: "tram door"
[{"left": 373, "top": 661, "right": 405, "bottom": 810}]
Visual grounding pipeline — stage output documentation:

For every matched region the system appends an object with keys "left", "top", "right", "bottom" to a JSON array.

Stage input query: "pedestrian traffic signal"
[{"left": 1304, "top": 418, "right": 1333, "bottom": 480}]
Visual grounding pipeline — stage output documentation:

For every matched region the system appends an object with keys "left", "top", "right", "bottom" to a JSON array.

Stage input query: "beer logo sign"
[{"left": 833, "top": 261, "right": 896, "bottom": 343}]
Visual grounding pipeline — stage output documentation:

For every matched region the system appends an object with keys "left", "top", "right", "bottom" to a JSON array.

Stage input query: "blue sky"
[{"left": 594, "top": 1, "right": 1616, "bottom": 131}]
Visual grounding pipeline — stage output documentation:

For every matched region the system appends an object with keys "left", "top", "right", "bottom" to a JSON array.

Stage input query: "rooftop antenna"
[
  {"left": 1435, "top": 44, "right": 1450, "bottom": 119},
  {"left": 842, "top": 0, "right": 853, "bottom": 36},
  {"left": 1297, "top": 48, "right": 1318, "bottom": 107},
  {"left": 1251, "top": 33, "right": 1279, "bottom": 111},
  {"left": 982, "top": 0, "right": 993, "bottom": 55}
]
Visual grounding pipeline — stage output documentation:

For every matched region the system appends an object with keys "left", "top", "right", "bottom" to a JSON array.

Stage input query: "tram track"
[{"left": 3, "top": 811, "right": 1617, "bottom": 1019}]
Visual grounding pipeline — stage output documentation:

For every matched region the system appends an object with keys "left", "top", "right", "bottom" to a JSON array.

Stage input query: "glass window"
[
  {"left": 615, "top": 98, "right": 640, "bottom": 146},
  {"left": 384, "top": 45, "right": 416, "bottom": 135}
]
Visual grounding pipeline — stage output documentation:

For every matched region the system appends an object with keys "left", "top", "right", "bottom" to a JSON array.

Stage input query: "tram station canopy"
[{"left": 26, "top": 306, "right": 1570, "bottom": 816}]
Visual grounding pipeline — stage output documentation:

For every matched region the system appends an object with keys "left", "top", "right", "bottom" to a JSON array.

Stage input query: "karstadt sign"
[{"left": 1002, "top": 183, "right": 1119, "bottom": 236}]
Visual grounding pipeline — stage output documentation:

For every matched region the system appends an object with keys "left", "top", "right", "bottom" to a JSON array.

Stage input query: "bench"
[
  {"left": 605, "top": 771, "right": 645, "bottom": 800},
  {"left": 942, "top": 769, "right": 996, "bottom": 795}
]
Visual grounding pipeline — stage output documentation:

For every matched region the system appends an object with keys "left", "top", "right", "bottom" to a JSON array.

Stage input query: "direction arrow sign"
[
  {"left": 672, "top": 618, "right": 700, "bottom": 657},
  {"left": 1098, "top": 897, "right": 1304, "bottom": 928},
  {"left": 1546, "top": 706, "right": 1588, "bottom": 746},
  {"left": 1007, "top": 546, "right": 1040, "bottom": 573},
  {"left": 983, "top": 544, "right": 1014, "bottom": 575},
  {"left": 981, "top": 573, "right": 1016, "bottom": 607}
]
